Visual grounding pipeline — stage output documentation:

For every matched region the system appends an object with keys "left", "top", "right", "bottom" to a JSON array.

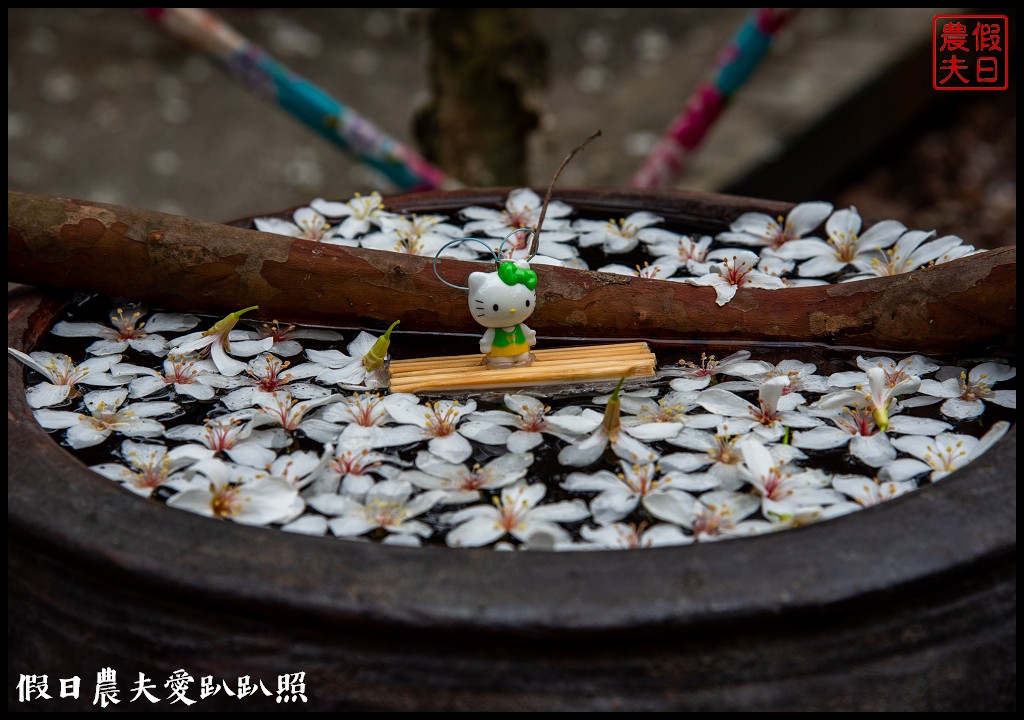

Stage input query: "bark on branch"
[{"left": 8, "top": 190, "right": 1016, "bottom": 354}]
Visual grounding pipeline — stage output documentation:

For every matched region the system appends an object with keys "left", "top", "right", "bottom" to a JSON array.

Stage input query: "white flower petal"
[
  {"left": 798, "top": 255, "right": 846, "bottom": 277},
  {"left": 985, "top": 390, "right": 1016, "bottom": 409},
  {"left": 282, "top": 515, "right": 329, "bottom": 536},
  {"left": 428, "top": 433, "right": 473, "bottom": 464},
  {"left": 129, "top": 335, "right": 170, "bottom": 356},
  {"left": 210, "top": 341, "right": 248, "bottom": 377},
  {"left": 658, "top": 452, "right": 711, "bottom": 473},
  {"left": 626, "top": 422, "right": 683, "bottom": 441},
  {"left": 643, "top": 490, "right": 698, "bottom": 527},
  {"left": 66, "top": 423, "right": 111, "bottom": 449},
  {"left": 458, "top": 421, "right": 512, "bottom": 445},
  {"left": 223, "top": 443, "right": 277, "bottom": 469},
  {"left": 939, "top": 397, "right": 985, "bottom": 420},
  {"left": 887, "top": 415, "right": 951, "bottom": 435},
  {"left": 446, "top": 516, "right": 506, "bottom": 548},
  {"left": 328, "top": 515, "right": 378, "bottom": 537},
  {"left": 557, "top": 430, "right": 608, "bottom": 467},
  {"left": 561, "top": 470, "right": 622, "bottom": 492},
  {"left": 25, "top": 383, "right": 73, "bottom": 408},
  {"left": 505, "top": 430, "right": 542, "bottom": 453},
  {"left": 849, "top": 433, "right": 897, "bottom": 468},
  {"left": 792, "top": 426, "right": 851, "bottom": 450},
  {"left": 696, "top": 388, "right": 753, "bottom": 416},
  {"left": 879, "top": 458, "right": 932, "bottom": 483},
  {"left": 85, "top": 339, "right": 130, "bottom": 356}
]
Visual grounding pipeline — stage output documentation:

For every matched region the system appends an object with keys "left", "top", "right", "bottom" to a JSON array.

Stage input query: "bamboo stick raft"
[{"left": 389, "top": 342, "right": 657, "bottom": 393}]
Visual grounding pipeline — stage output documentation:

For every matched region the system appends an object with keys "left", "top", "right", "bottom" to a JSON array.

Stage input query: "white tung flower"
[
  {"left": 360, "top": 212, "right": 468, "bottom": 258},
  {"left": 219, "top": 352, "right": 328, "bottom": 411},
  {"left": 687, "top": 250, "right": 786, "bottom": 306},
  {"left": 828, "top": 354, "right": 939, "bottom": 391},
  {"left": 230, "top": 320, "right": 343, "bottom": 358},
  {"left": 716, "top": 201, "right": 833, "bottom": 250},
  {"left": 400, "top": 450, "right": 534, "bottom": 504},
  {"left": 575, "top": 212, "right": 677, "bottom": 255},
  {"left": 9, "top": 349, "right": 129, "bottom": 408},
  {"left": 737, "top": 438, "right": 844, "bottom": 515},
  {"left": 814, "top": 366, "right": 921, "bottom": 433},
  {"left": 380, "top": 396, "right": 506, "bottom": 464},
  {"left": 247, "top": 390, "right": 341, "bottom": 433},
  {"left": 720, "top": 358, "right": 830, "bottom": 397},
  {"left": 696, "top": 376, "right": 821, "bottom": 442},
  {"left": 306, "top": 439, "right": 403, "bottom": 498},
  {"left": 580, "top": 521, "right": 693, "bottom": 549},
  {"left": 467, "top": 393, "right": 602, "bottom": 453},
  {"left": 255, "top": 205, "right": 334, "bottom": 242},
  {"left": 793, "top": 401, "right": 951, "bottom": 468},
  {"left": 845, "top": 231, "right": 970, "bottom": 280},
  {"left": 461, "top": 188, "right": 579, "bottom": 260},
  {"left": 164, "top": 416, "right": 287, "bottom": 469},
  {"left": 773, "top": 207, "right": 905, "bottom": 279},
  {"left": 667, "top": 350, "right": 773, "bottom": 392},
  {"left": 443, "top": 481, "right": 590, "bottom": 548},
  {"left": 268, "top": 450, "right": 324, "bottom": 491},
  {"left": 614, "top": 388, "right": 721, "bottom": 438},
  {"left": 299, "top": 391, "right": 417, "bottom": 445},
  {"left": 562, "top": 460, "right": 716, "bottom": 526},
  {"left": 597, "top": 259, "right": 679, "bottom": 280},
  {"left": 311, "top": 193, "right": 387, "bottom": 240},
  {"left": 51, "top": 304, "right": 199, "bottom": 356},
  {"left": 642, "top": 234, "right": 713, "bottom": 273},
  {"left": 885, "top": 422, "right": 1011, "bottom": 483},
  {"left": 33, "top": 387, "right": 178, "bottom": 450},
  {"left": 831, "top": 474, "right": 917, "bottom": 507},
  {"left": 643, "top": 490, "right": 763, "bottom": 542},
  {"left": 304, "top": 330, "right": 391, "bottom": 390},
  {"left": 665, "top": 428, "right": 747, "bottom": 487},
  {"left": 166, "top": 458, "right": 301, "bottom": 526},
  {"left": 321, "top": 479, "right": 445, "bottom": 539},
  {"left": 91, "top": 439, "right": 201, "bottom": 496},
  {"left": 169, "top": 306, "right": 270, "bottom": 377},
  {"left": 916, "top": 362, "right": 1016, "bottom": 420},
  {"left": 114, "top": 355, "right": 232, "bottom": 401}
]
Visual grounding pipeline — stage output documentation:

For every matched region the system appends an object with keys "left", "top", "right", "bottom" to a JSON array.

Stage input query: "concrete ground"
[{"left": 11, "top": 8, "right": 998, "bottom": 227}]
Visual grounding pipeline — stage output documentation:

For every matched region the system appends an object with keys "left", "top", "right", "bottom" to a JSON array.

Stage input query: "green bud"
[
  {"left": 202, "top": 305, "right": 259, "bottom": 338},
  {"left": 873, "top": 400, "right": 890, "bottom": 433},
  {"left": 362, "top": 320, "right": 400, "bottom": 371},
  {"left": 602, "top": 375, "right": 627, "bottom": 441}
]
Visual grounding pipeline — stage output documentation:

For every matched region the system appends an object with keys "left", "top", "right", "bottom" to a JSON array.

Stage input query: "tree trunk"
[{"left": 415, "top": 9, "right": 547, "bottom": 186}]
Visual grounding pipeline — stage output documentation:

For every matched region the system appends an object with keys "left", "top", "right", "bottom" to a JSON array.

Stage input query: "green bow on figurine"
[{"left": 497, "top": 261, "right": 538, "bottom": 290}]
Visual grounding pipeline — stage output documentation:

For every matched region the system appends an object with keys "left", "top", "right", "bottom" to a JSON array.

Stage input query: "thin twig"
[{"left": 529, "top": 129, "right": 602, "bottom": 257}]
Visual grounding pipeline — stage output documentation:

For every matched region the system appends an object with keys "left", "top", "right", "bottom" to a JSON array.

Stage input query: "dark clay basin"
[{"left": 7, "top": 189, "right": 1016, "bottom": 711}]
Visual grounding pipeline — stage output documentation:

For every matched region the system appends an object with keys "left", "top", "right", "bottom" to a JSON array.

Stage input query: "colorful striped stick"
[
  {"left": 630, "top": 8, "right": 796, "bottom": 189},
  {"left": 145, "top": 8, "right": 449, "bottom": 191}
]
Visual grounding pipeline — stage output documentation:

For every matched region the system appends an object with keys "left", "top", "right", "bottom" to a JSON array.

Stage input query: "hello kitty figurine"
[{"left": 468, "top": 259, "right": 538, "bottom": 368}]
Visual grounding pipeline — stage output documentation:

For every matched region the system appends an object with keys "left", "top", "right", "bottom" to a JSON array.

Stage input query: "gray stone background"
[{"left": 7, "top": 8, "right": 1015, "bottom": 247}]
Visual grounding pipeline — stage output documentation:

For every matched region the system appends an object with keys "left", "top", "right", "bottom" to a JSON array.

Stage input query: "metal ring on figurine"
[
  {"left": 433, "top": 237, "right": 502, "bottom": 290},
  {"left": 498, "top": 227, "right": 540, "bottom": 262}
]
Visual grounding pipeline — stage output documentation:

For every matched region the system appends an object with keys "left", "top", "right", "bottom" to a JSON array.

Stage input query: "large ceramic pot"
[{"left": 7, "top": 190, "right": 1016, "bottom": 711}]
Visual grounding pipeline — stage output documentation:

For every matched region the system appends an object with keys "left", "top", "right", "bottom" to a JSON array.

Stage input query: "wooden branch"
[{"left": 8, "top": 190, "right": 1016, "bottom": 353}]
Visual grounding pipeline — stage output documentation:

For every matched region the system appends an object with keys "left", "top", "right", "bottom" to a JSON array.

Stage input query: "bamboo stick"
[
  {"left": 389, "top": 342, "right": 657, "bottom": 393},
  {"left": 390, "top": 343, "right": 654, "bottom": 373},
  {"left": 391, "top": 357, "right": 656, "bottom": 385},
  {"left": 390, "top": 360, "right": 655, "bottom": 394}
]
